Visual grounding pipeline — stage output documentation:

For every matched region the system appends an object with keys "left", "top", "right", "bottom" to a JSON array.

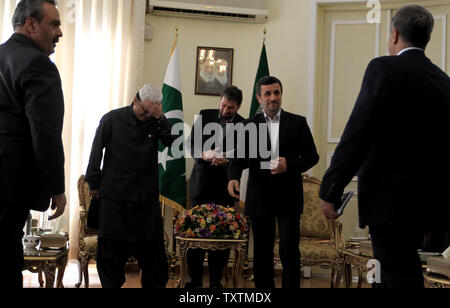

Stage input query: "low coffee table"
[
  {"left": 176, "top": 236, "right": 248, "bottom": 288},
  {"left": 23, "top": 248, "right": 68, "bottom": 288}
]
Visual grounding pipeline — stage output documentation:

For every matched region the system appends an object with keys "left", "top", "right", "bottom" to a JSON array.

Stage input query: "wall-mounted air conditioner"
[{"left": 147, "top": 0, "right": 269, "bottom": 23}]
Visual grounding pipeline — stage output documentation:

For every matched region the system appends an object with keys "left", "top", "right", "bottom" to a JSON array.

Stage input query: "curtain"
[
  {"left": 0, "top": 0, "right": 19, "bottom": 44},
  {"left": 0, "top": 0, "right": 146, "bottom": 260}
]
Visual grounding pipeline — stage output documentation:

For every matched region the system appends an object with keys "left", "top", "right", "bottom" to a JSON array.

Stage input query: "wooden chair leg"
[
  {"left": 335, "top": 266, "right": 342, "bottom": 288},
  {"left": 75, "top": 258, "right": 83, "bottom": 288},
  {"left": 83, "top": 262, "right": 90, "bottom": 288},
  {"left": 331, "top": 268, "right": 336, "bottom": 288}
]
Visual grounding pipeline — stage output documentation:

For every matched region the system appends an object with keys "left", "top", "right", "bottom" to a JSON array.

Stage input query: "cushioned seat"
[
  {"left": 84, "top": 236, "right": 98, "bottom": 255},
  {"left": 300, "top": 243, "right": 341, "bottom": 263}
]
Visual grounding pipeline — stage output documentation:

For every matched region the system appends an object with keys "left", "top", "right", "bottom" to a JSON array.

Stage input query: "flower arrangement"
[{"left": 176, "top": 204, "right": 248, "bottom": 239}]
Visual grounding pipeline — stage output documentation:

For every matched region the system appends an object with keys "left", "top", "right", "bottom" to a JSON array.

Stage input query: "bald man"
[{"left": 85, "top": 85, "right": 176, "bottom": 288}]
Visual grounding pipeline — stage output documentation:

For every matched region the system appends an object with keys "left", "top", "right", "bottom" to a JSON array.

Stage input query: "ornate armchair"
[
  {"left": 76, "top": 175, "right": 98, "bottom": 288},
  {"left": 275, "top": 174, "right": 345, "bottom": 288}
]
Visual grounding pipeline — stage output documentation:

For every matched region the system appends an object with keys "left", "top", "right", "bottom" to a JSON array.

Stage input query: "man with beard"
[
  {"left": 197, "top": 61, "right": 226, "bottom": 95},
  {"left": 186, "top": 86, "right": 245, "bottom": 288}
]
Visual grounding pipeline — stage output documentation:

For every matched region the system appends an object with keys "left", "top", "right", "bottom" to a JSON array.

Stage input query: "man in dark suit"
[
  {"left": 228, "top": 76, "right": 319, "bottom": 288},
  {"left": 320, "top": 5, "right": 450, "bottom": 288},
  {"left": 85, "top": 85, "right": 175, "bottom": 288},
  {"left": 186, "top": 86, "right": 245, "bottom": 288},
  {"left": 0, "top": 0, "right": 66, "bottom": 288}
]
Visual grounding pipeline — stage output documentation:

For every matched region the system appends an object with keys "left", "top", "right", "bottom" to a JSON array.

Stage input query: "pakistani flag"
[
  {"left": 158, "top": 40, "right": 186, "bottom": 212},
  {"left": 249, "top": 42, "right": 270, "bottom": 117}
]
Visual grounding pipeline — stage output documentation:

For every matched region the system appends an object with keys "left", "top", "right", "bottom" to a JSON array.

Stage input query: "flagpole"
[{"left": 171, "top": 26, "right": 179, "bottom": 56}]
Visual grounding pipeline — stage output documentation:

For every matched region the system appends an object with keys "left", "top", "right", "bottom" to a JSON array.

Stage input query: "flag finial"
[
  {"left": 263, "top": 28, "right": 267, "bottom": 44},
  {"left": 175, "top": 26, "right": 179, "bottom": 41}
]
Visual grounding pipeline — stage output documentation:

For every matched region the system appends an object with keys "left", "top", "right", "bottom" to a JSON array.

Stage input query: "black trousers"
[
  {"left": 369, "top": 226, "right": 425, "bottom": 288},
  {"left": 251, "top": 214, "right": 301, "bottom": 288},
  {"left": 0, "top": 201, "right": 29, "bottom": 289},
  {"left": 97, "top": 238, "right": 168, "bottom": 288},
  {"left": 187, "top": 248, "right": 230, "bottom": 285}
]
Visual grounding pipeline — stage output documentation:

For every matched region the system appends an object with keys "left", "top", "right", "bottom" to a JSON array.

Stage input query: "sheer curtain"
[
  {"left": 0, "top": 0, "right": 19, "bottom": 44},
  {"left": 0, "top": 0, "right": 146, "bottom": 260}
]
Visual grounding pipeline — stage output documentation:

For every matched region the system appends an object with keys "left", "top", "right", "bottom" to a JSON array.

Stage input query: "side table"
[
  {"left": 176, "top": 236, "right": 248, "bottom": 288},
  {"left": 23, "top": 249, "right": 68, "bottom": 288},
  {"left": 342, "top": 248, "right": 373, "bottom": 288}
]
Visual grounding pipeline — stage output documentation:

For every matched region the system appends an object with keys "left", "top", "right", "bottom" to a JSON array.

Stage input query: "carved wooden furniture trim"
[
  {"left": 76, "top": 175, "right": 98, "bottom": 288},
  {"left": 424, "top": 270, "right": 450, "bottom": 288},
  {"left": 342, "top": 248, "right": 372, "bottom": 288},
  {"left": 175, "top": 236, "right": 248, "bottom": 288},
  {"left": 23, "top": 249, "right": 68, "bottom": 288}
]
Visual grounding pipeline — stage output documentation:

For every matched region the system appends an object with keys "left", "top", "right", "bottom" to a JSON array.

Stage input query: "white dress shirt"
[
  {"left": 263, "top": 110, "right": 281, "bottom": 156},
  {"left": 397, "top": 47, "right": 423, "bottom": 56}
]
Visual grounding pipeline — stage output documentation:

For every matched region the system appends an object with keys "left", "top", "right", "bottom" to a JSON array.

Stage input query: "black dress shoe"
[
  {"left": 210, "top": 281, "right": 223, "bottom": 289},
  {"left": 185, "top": 281, "right": 203, "bottom": 288}
]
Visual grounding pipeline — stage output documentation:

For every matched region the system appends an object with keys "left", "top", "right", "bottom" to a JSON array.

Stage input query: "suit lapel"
[{"left": 278, "top": 110, "right": 289, "bottom": 155}]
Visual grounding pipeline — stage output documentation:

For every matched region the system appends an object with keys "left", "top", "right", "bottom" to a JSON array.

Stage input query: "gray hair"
[
  {"left": 391, "top": 5, "right": 434, "bottom": 50},
  {"left": 138, "top": 85, "right": 163, "bottom": 103},
  {"left": 12, "top": 0, "right": 57, "bottom": 30}
]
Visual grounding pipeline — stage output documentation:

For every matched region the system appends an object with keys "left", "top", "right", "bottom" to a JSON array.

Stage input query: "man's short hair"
[
  {"left": 12, "top": 0, "right": 57, "bottom": 29},
  {"left": 256, "top": 76, "right": 283, "bottom": 97},
  {"left": 137, "top": 85, "right": 163, "bottom": 103},
  {"left": 222, "top": 86, "right": 243, "bottom": 106},
  {"left": 391, "top": 5, "right": 434, "bottom": 50}
]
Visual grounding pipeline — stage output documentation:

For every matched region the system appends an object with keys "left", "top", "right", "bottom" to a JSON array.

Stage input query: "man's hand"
[
  {"left": 211, "top": 157, "right": 228, "bottom": 167},
  {"left": 202, "top": 150, "right": 215, "bottom": 163},
  {"left": 48, "top": 193, "right": 67, "bottom": 221},
  {"left": 228, "top": 180, "right": 240, "bottom": 199},
  {"left": 142, "top": 100, "right": 163, "bottom": 119},
  {"left": 202, "top": 148, "right": 220, "bottom": 163},
  {"left": 90, "top": 189, "right": 100, "bottom": 200},
  {"left": 270, "top": 157, "right": 288, "bottom": 175},
  {"left": 321, "top": 200, "right": 339, "bottom": 220}
]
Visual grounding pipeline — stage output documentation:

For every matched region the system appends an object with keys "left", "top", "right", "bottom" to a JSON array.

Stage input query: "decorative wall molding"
[{"left": 327, "top": 20, "right": 380, "bottom": 143}]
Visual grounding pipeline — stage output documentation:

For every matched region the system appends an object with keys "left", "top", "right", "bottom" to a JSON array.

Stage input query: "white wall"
[{"left": 143, "top": 0, "right": 314, "bottom": 175}]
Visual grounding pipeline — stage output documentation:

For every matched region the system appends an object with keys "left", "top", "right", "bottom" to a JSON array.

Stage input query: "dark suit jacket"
[
  {"left": 229, "top": 110, "right": 319, "bottom": 217},
  {"left": 188, "top": 109, "right": 244, "bottom": 203},
  {"left": 319, "top": 49, "right": 450, "bottom": 230},
  {"left": 0, "top": 33, "right": 65, "bottom": 211},
  {"left": 85, "top": 106, "right": 175, "bottom": 203}
]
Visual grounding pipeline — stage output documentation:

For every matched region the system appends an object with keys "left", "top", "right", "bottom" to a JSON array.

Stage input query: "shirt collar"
[
  {"left": 397, "top": 47, "right": 423, "bottom": 56},
  {"left": 263, "top": 109, "right": 281, "bottom": 122}
]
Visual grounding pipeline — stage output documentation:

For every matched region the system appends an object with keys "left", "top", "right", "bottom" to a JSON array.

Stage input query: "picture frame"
[{"left": 195, "top": 46, "right": 234, "bottom": 96}]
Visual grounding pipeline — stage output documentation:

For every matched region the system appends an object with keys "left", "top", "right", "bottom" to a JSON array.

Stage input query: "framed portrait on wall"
[{"left": 195, "top": 46, "right": 234, "bottom": 96}]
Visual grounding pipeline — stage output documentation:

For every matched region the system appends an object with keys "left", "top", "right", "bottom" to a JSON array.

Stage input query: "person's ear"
[
  {"left": 25, "top": 17, "right": 36, "bottom": 33},
  {"left": 392, "top": 27, "right": 400, "bottom": 44},
  {"left": 256, "top": 93, "right": 262, "bottom": 104}
]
